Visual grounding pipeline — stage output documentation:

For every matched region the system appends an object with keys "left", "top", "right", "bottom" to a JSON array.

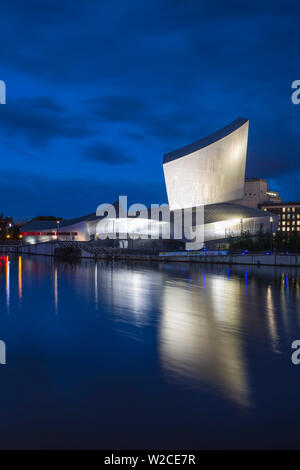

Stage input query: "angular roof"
[
  {"left": 163, "top": 117, "right": 249, "bottom": 164},
  {"left": 21, "top": 201, "right": 122, "bottom": 232},
  {"left": 21, "top": 213, "right": 96, "bottom": 232},
  {"left": 203, "top": 202, "right": 273, "bottom": 224}
]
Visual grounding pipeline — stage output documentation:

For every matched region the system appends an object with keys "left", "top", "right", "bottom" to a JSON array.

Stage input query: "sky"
[{"left": 0, "top": 0, "right": 300, "bottom": 219}]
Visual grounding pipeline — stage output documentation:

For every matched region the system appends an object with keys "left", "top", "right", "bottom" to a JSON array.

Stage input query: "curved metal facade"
[{"left": 163, "top": 117, "right": 249, "bottom": 210}]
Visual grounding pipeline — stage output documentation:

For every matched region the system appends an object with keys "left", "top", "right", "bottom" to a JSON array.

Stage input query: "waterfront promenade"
[{"left": 1, "top": 241, "right": 300, "bottom": 267}]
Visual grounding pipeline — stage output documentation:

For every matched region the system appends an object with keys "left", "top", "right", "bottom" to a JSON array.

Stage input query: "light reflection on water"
[
  {"left": 1, "top": 255, "right": 300, "bottom": 448},
  {"left": 160, "top": 273, "right": 251, "bottom": 407}
]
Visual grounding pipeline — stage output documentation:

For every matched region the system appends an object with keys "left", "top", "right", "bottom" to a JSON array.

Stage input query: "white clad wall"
[{"left": 163, "top": 120, "right": 249, "bottom": 210}]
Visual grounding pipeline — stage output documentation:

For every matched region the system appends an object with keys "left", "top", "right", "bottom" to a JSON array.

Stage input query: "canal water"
[{"left": 0, "top": 255, "right": 300, "bottom": 449}]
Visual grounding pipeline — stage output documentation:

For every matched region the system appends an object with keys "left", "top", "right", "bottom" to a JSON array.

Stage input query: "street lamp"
[
  {"left": 56, "top": 220, "right": 60, "bottom": 240},
  {"left": 270, "top": 216, "right": 273, "bottom": 251}
]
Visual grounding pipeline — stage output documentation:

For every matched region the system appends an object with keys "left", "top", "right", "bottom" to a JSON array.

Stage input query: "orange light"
[
  {"left": 19, "top": 234, "right": 22, "bottom": 238},
  {"left": 6, "top": 234, "right": 10, "bottom": 239}
]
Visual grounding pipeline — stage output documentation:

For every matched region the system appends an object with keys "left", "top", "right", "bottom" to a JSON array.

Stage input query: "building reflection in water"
[
  {"left": 160, "top": 271, "right": 251, "bottom": 408},
  {"left": 95, "top": 263, "right": 98, "bottom": 310},
  {"left": 54, "top": 266, "right": 58, "bottom": 315},
  {"left": 18, "top": 255, "right": 22, "bottom": 303},
  {"left": 54, "top": 260, "right": 300, "bottom": 408},
  {"left": 266, "top": 284, "right": 279, "bottom": 353},
  {"left": 13, "top": 256, "right": 300, "bottom": 409},
  {"left": 5, "top": 256, "right": 10, "bottom": 311},
  {"left": 94, "top": 263, "right": 162, "bottom": 326}
]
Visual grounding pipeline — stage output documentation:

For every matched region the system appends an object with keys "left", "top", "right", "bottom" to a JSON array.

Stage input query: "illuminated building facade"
[
  {"left": 21, "top": 117, "right": 277, "bottom": 248},
  {"left": 233, "top": 177, "right": 282, "bottom": 209},
  {"left": 260, "top": 202, "right": 300, "bottom": 238},
  {"left": 163, "top": 117, "right": 249, "bottom": 210}
]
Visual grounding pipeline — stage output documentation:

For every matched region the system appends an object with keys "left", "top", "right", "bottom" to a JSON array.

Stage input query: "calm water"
[{"left": 0, "top": 255, "right": 300, "bottom": 449}]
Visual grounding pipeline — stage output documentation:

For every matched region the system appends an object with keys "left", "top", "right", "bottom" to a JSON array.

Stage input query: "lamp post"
[
  {"left": 270, "top": 216, "right": 273, "bottom": 251},
  {"left": 240, "top": 218, "right": 243, "bottom": 235},
  {"left": 56, "top": 220, "right": 60, "bottom": 240}
]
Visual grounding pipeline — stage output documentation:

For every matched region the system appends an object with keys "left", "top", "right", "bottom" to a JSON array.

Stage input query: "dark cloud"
[
  {"left": 0, "top": 0, "right": 299, "bottom": 217},
  {"left": 87, "top": 96, "right": 147, "bottom": 123},
  {"left": 82, "top": 142, "right": 135, "bottom": 165},
  {"left": 0, "top": 97, "right": 93, "bottom": 147},
  {"left": 86, "top": 95, "right": 199, "bottom": 143},
  {"left": 28, "top": 97, "right": 66, "bottom": 113},
  {"left": 0, "top": 169, "right": 166, "bottom": 219}
]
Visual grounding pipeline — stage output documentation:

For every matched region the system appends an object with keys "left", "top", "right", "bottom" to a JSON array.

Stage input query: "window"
[
  {"left": 282, "top": 207, "right": 286, "bottom": 212},
  {"left": 292, "top": 207, "right": 295, "bottom": 212},
  {"left": 282, "top": 221, "right": 285, "bottom": 226}
]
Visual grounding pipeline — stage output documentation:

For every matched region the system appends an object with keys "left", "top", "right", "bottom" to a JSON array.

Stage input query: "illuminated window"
[
  {"left": 293, "top": 221, "right": 295, "bottom": 225},
  {"left": 282, "top": 227, "right": 286, "bottom": 231},
  {"left": 287, "top": 227, "right": 290, "bottom": 231},
  {"left": 293, "top": 207, "right": 295, "bottom": 212},
  {"left": 288, "top": 207, "right": 290, "bottom": 212},
  {"left": 282, "top": 214, "right": 286, "bottom": 219},
  {"left": 282, "top": 221, "right": 285, "bottom": 226},
  {"left": 282, "top": 207, "right": 286, "bottom": 212},
  {"left": 298, "top": 221, "right": 300, "bottom": 225}
]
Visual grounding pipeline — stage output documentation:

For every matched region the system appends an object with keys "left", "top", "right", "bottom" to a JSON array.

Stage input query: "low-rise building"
[
  {"left": 260, "top": 202, "right": 300, "bottom": 237},
  {"left": 233, "top": 178, "right": 281, "bottom": 208}
]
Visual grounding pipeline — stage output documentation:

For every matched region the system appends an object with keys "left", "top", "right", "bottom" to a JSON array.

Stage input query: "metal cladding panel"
[{"left": 163, "top": 118, "right": 249, "bottom": 211}]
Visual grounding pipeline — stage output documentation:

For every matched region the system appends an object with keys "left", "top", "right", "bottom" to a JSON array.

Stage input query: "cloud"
[
  {"left": 82, "top": 142, "right": 135, "bottom": 165},
  {"left": 27, "top": 96, "right": 66, "bottom": 113},
  {"left": 0, "top": 97, "right": 93, "bottom": 147},
  {"left": 0, "top": 0, "right": 299, "bottom": 204},
  {"left": 0, "top": 169, "right": 166, "bottom": 219},
  {"left": 87, "top": 96, "right": 147, "bottom": 123},
  {"left": 86, "top": 95, "right": 199, "bottom": 143}
]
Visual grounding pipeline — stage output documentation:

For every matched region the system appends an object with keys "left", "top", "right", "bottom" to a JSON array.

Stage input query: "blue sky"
[{"left": 0, "top": 0, "right": 300, "bottom": 219}]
